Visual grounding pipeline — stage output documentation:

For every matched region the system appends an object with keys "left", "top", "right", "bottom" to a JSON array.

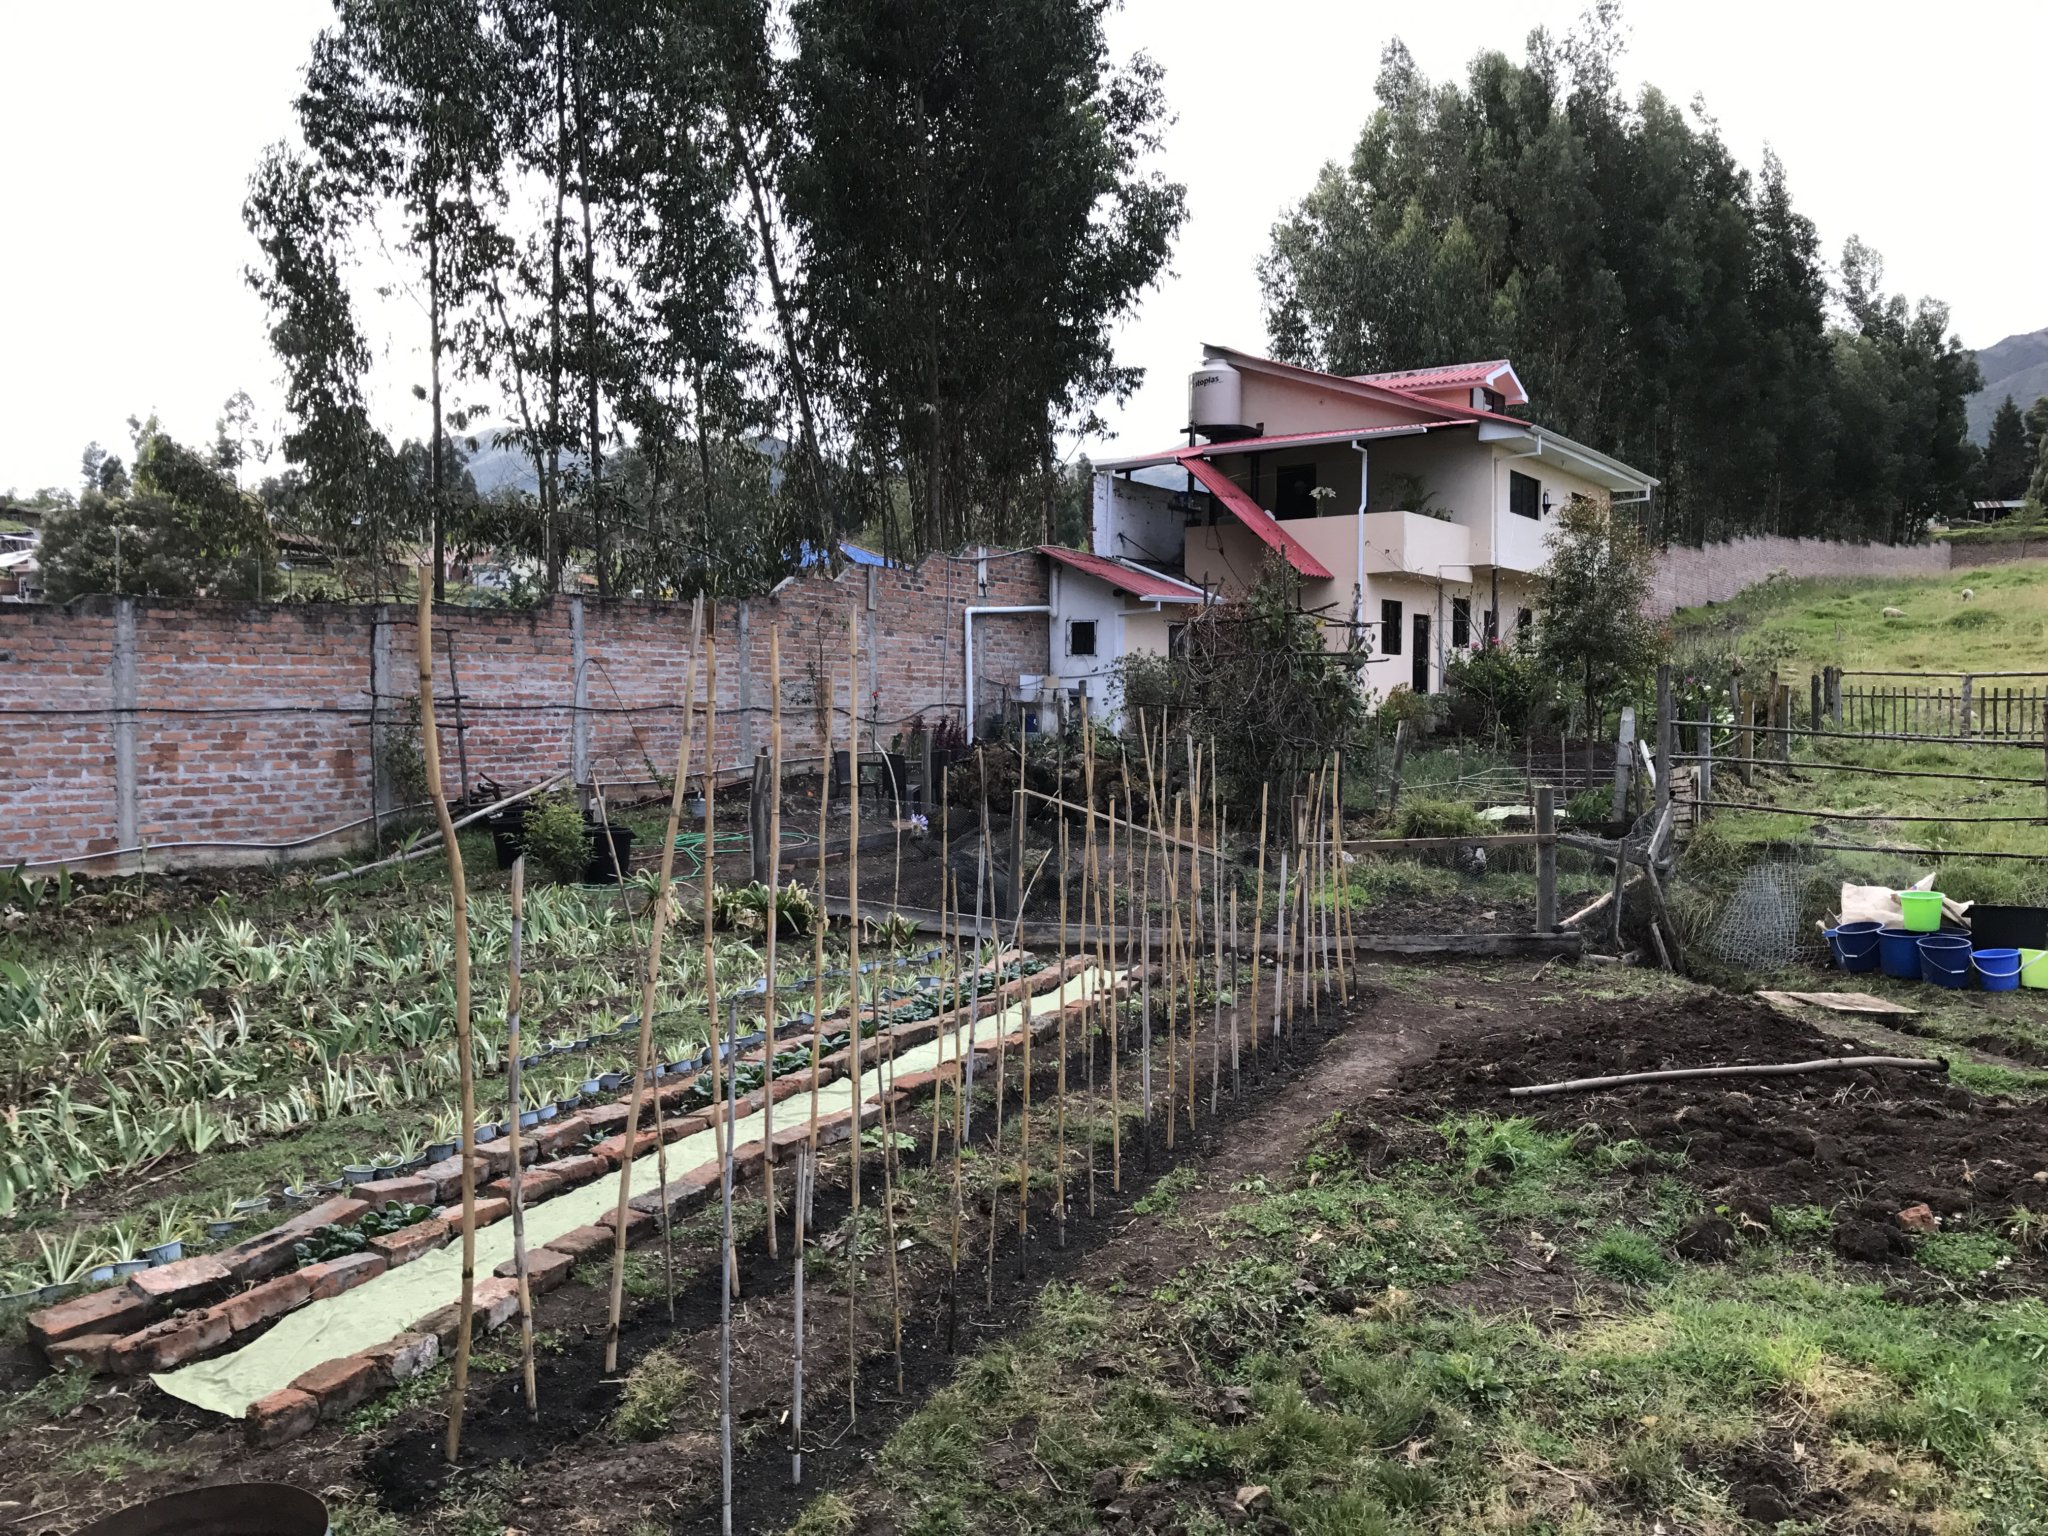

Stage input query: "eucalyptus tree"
[
  {"left": 781, "top": 0, "right": 1185, "bottom": 558},
  {"left": 296, "top": 0, "right": 509, "bottom": 599}
]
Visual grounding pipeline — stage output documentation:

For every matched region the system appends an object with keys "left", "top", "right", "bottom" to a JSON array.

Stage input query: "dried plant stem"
[
  {"left": 504, "top": 857, "right": 538, "bottom": 1419},
  {"left": 417, "top": 573, "right": 479, "bottom": 1465},
  {"left": 763, "top": 626, "right": 782, "bottom": 1261}
]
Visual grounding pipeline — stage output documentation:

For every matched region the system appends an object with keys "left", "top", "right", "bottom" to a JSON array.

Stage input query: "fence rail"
[{"left": 1836, "top": 681, "right": 2047, "bottom": 741}]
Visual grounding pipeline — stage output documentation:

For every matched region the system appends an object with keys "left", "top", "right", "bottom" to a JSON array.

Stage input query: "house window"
[
  {"left": 1516, "top": 607, "right": 1533, "bottom": 633},
  {"left": 1067, "top": 620, "right": 1096, "bottom": 658},
  {"left": 1275, "top": 464, "right": 1319, "bottom": 520},
  {"left": 1380, "top": 599, "right": 1403, "bottom": 655},
  {"left": 1451, "top": 596, "right": 1471, "bottom": 648},
  {"left": 1508, "top": 471, "right": 1541, "bottom": 520},
  {"left": 1167, "top": 623, "right": 1188, "bottom": 656}
]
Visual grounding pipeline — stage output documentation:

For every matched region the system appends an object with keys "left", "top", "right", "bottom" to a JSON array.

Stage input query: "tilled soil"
[{"left": 1407, "top": 990, "right": 2048, "bottom": 1266}]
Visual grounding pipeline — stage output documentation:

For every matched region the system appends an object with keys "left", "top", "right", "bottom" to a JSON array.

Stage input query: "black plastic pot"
[
  {"left": 1971, "top": 904, "right": 2048, "bottom": 950},
  {"left": 584, "top": 823, "right": 635, "bottom": 883},
  {"left": 486, "top": 807, "right": 530, "bottom": 871},
  {"left": 73, "top": 1483, "right": 329, "bottom": 1536}
]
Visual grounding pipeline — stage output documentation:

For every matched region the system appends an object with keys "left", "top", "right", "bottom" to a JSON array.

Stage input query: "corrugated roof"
[
  {"left": 1353, "top": 359, "right": 1527, "bottom": 406},
  {"left": 1039, "top": 546, "right": 1207, "bottom": 603},
  {"left": 1180, "top": 459, "right": 1335, "bottom": 580}
]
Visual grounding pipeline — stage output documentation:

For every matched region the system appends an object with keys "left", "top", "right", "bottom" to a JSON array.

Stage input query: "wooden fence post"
[
  {"left": 1007, "top": 786, "right": 1026, "bottom": 919},
  {"left": 1736, "top": 687, "right": 1752, "bottom": 788},
  {"left": 1961, "top": 675, "right": 1974, "bottom": 739},
  {"left": 1809, "top": 673, "right": 1822, "bottom": 738},
  {"left": 749, "top": 749, "right": 773, "bottom": 883},
  {"left": 1535, "top": 784, "right": 1556, "bottom": 932},
  {"left": 1655, "top": 665, "right": 1673, "bottom": 819},
  {"left": 1697, "top": 719, "right": 1713, "bottom": 818},
  {"left": 1386, "top": 720, "right": 1410, "bottom": 815},
  {"left": 1776, "top": 684, "right": 1792, "bottom": 764},
  {"left": 1611, "top": 706, "right": 1636, "bottom": 822}
]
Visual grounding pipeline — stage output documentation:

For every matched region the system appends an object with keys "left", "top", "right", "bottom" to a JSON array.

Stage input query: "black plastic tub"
[
  {"left": 584, "top": 823, "right": 634, "bottom": 883},
  {"left": 73, "top": 1484, "right": 329, "bottom": 1536},
  {"left": 485, "top": 806, "right": 529, "bottom": 870},
  {"left": 1971, "top": 904, "right": 2048, "bottom": 951}
]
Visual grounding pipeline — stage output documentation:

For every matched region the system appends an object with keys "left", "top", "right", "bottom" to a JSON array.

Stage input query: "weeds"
[{"left": 611, "top": 1345, "right": 698, "bottom": 1442}]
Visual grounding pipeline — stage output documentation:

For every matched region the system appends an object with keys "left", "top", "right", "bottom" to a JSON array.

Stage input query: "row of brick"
[{"left": 244, "top": 966, "right": 1128, "bottom": 1447}]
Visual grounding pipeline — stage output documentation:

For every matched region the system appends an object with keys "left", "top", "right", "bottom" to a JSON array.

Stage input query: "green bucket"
[
  {"left": 2021, "top": 948, "right": 2048, "bottom": 990},
  {"left": 1899, "top": 891, "right": 1945, "bottom": 933}
]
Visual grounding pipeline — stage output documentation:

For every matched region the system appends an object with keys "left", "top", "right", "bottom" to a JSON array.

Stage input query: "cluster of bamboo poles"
[{"left": 412, "top": 572, "right": 1359, "bottom": 1528}]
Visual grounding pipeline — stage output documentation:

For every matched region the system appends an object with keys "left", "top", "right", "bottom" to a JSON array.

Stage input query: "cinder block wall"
[{"left": 0, "top": 550, "right": 1048, "bottom": 871}]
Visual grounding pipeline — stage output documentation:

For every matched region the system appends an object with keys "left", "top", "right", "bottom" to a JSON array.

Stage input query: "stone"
[
  {"left": 219, "top": 1196, "right": 372, "bottom": 1282},
  {"left": 220, "top": 1271, "right": 312, "bottom": 1335},
  {"left": 1235, "top": 1485, "right": 1272, "bottom": 1513},
  {"left": 543, "top": 1152, "right": 610, "bottom": 1189},
  {"left": 1897, "top": 1202, "right": 1940, "bottom": 1234},
  {"left": 485, "top": 1167, "right": 563, "bottom": 1204},
  {"left": 542, "top": 1224, "right": 613, "bottom": 1261},
  {"left": 419, "top": 1155, "right": 487, "bottom": 1203},
  {"left": 478, "top": 1139, "right": 540, "bottom": 1177},
  {"left": 109, "top": 1307, "right": 232, "bottom": 1375},
  {"left": 472, "top": 1277, "right": 521, "bottom": 1331},
  {"left": 597, "top": 1206, "right": 656, "bottom": 1241},
  {"left": 531, "top": 1114, "right": 590, "bottom": 1155},
  {"left": 26, "top": 1285, "right": 156, "bottom": 1351},
  {"left": 367, "top": 1217, "right": 452, "bottom": 1268},
  {"left": 352, "top": 1174, "right": 435, "bottom": 1210},
  {"left": 45, "top": 1333, "right": 120, "bottom": 1375},
  {"left": 245, "top": 1387, "right": 320, "bottom": 1448},
  {"left": 591, "top": 1129, "right": 661, "bottom": 1167},
  {"left": 493, "top": 1248, "right": 574, "bottom": 1294},
  {"left": 630, "top": 1164, "right": 718, "bottom": 1220},
  {"left": 300, "top": 1252, "right": 388, "bottom": 1299},
  {"left": 436, "top": 1196, "right": 511, "bottom": 1230},
  {"left": 125, "top": 1254, "right": 232, "bottom": 1306},
  {"left": 582, "top": 1102, "right": 631, "bottom": 1139},
  {"left": 362, "top": 1331, "right": 439, "bottom": 1385},
  {"left": 291, "top": 1353, "right": 380, "bottom": 1419}
]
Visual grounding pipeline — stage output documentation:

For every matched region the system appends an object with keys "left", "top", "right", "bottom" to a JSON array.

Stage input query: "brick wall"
[
  {"left": 1649, "top": 535, "right": 1955, "bottom": 614},
  {"left": 1, "top": 550, "right": 1049, "bottom": 871}
]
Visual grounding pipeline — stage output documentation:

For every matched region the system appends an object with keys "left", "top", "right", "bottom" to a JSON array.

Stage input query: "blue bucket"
[
  {"left": 1918, "top": 934, "right": 1973, "bottom": 989},
  {"left": 1974, "top": 947, "right": 2023, "bottom": 992},
  {"left": 1877, "top": 927, "right": 1924, "bottom": 979},
  {"left": 1832, "top": 920, "right": 1884, "bottom": 973}
]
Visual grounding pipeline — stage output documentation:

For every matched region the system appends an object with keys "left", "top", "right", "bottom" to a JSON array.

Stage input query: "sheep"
[
  {"left": 1960, "top": 587, "right": 1974, "bottom": 601},
  {"left": 1881, "top": 606, "right": 1905, "bottom": 618}
]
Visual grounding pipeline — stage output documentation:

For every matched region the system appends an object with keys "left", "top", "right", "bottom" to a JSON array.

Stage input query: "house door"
[{"left": 1411, "top": 614, "right": 1430, "bottom": 693}]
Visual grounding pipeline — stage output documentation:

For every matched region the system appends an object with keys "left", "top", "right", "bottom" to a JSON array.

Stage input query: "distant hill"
[{"left": 1968, "top": 327, "right": 2048, "bottom": 441}]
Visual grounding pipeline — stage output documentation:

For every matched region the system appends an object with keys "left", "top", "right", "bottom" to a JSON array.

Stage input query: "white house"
[{"left": 1045, "top": 345, "right": 1657, "bottom": 719}]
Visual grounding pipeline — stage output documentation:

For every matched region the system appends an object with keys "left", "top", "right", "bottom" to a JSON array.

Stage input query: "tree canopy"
[
  {"left": 1260, "top": 12, "right": 1978, "bottom": 546},
  {"left": 243, "top": 0, "right": 1184, "bottom": 600}
]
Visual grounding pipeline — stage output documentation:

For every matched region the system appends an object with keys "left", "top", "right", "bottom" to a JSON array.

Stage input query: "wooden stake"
[
  {"left": 1104, "top": 774, "right": 1121, "bottom": 1192},
  {"left": 1080, "top": 697, "right": 1100, "bottom": 1214},
  {"left": 701, "top": 636, "right": 737, "bottom": 1300},
  {"left": 604, "top": 611, "right": 699, "bottom": 1372},
  {"left": 718, "top": 989, "right": 736, "bottom": 1536},
  {"left": 807, "top": 647, "right": 833, "bottom": 1162},
  {"left": 981, "top": 760, "right": 1005, "bottom": 1308},
  {"left": 417, "top": 571, "right": 479, "bottom": 1464},
  {"left": 1164, "top": 791, "right": 1182, "bottom": 1149},
  {"left": 1272, "top": 849, "right": 1289, "bottom": 1042},
  {"left": 1227, "top": 888, "right": 1242, "bottom": 1099},
  {"left": 763, "top": 625, "right": 782, "bottom": 1261},
  {"left": 504, "top": 857, "right": 537, "bottom": 1418},
  {"left": 790, "top": 1145, "right": 808, "bottom": 1485},
  {"left": 1053, "top": 791, "right": 1069, "bottom": 1249},
  {"left": 879, "top": 1029, "right": 904, "bottom": 1394},
  {"left": 1250, "top": 783, "right": 1269, "bottom": 1059}
]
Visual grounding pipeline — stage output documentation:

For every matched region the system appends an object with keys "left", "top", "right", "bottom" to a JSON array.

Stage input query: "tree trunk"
[
  {"left": 545, "top": 13, "right": 568, "bottom": 594},
  {"left": 429, "top": 184, "right": 445, "bottom": 605}
]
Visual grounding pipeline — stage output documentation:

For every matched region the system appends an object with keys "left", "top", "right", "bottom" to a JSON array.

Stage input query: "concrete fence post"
[
  {"left": 113, "top": 597, "right": 139, "bottom": 860},
  {"left": 1535, "top": 784, "right": 1556, "bottom": 932},
  {"left": 1611, "top": 705, "right": 1636, "bottom": 823},
  {"left": 1654, "top": 664, "right": 1673, "bottom": 818}
]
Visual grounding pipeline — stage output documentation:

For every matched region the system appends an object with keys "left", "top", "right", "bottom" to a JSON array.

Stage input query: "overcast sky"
[{"left": 3, "top": 1, "right": 2043, "bottom": 496}]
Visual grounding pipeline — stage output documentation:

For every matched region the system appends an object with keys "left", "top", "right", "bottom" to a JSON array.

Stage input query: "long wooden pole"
[
  {"left": 718, "top": 988, "right": 736, "bottom": 1536},
  {"left": 504, "top": 857, "right": 537, "bottom": 1419},
  {"left": 807, "top": 648, "right": 833, "bottom": 1158},
  {"left": 701, "top": 636, "right": 733, "bottom": 1302},
  {"left": 1249, "top": 784, "right": 1268, "bottom": 1060},
  {"left": 417, "top": 572, "right": 479, "bottom": 1464},
  {"left": 789, "top": 1145, "right": 808, "bottom": 1485},
  {"left": 845, "top": 612, "right": 863, "bottom": 1423},
  {"left": 1080, "top": 698, "right": 1100, "bottom": 1213},
  {"left": 604, "top": 611, "right": 699, "bottom": 1372},
  {"left": 1104, "top": 775, "right": 1121, "bottom": 1191},
  {"left": 763, "top": 626, "right": 782, "bottom": 1261}
]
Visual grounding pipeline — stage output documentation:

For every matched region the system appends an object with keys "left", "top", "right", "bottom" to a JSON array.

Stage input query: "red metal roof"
[
  {"left": 1179, "top": 459, "right": 1336, "bottom": 581},
  {"left": 1353, "top": 359, "right": 1527, "bottom": 406},
  {"left": 1039, "top": 546, "right": 1206, "bottom": 603}
]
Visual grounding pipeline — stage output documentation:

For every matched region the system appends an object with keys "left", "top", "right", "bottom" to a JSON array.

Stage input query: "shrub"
[
  {"left": 1582, "top": 1226, "right": 1672, "bottom": 1283},
  {"left": 1442, "top": 639, "right": 1554, "bottom": 737},
  {"left": 1564, "top": 789, "right": 1611, "bottom": 829},
  {"left": 1394, "top": 798, "right": 1483, "bottom": 839},
  {"left": 523, "top": 792, "right": 589, "bottom": 885}
]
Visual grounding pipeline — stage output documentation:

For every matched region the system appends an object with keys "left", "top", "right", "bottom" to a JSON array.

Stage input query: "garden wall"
[
  {"left": 0, "top": 551, "right": 1049, "bottom": 872},
  {"left": 1649, "top": 534, "right": 1953, "bottom": 614}
]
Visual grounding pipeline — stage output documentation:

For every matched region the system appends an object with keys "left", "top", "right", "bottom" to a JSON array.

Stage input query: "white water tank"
[{"left": 1188, "top": 357, "right": 1246, "bottom": 436}]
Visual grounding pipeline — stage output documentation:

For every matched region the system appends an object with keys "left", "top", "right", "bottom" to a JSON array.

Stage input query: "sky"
[{"left": 3, "top": 0, "right": 2044, "bottom": 497}]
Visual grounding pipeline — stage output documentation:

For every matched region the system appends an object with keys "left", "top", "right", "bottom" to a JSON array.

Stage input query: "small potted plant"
[
  {"left": 369, "top": 1150, "right": 404, "bottom": 1179},
  {"left": 341, "top": 1158, "right": 377, "bottom": 1186},
  {"left": 105, "top": 1220, "right": 152, "bottom": 1278},
  {"left": 598, "top": 1069, "right": 625, "bottom": 1093},
  {"left": 394, "top": 1133, "right": 429, "bottom": 1172},
  {"left": 203, "top": 1202, "right": 245, "bottom": 1242},
  {"left": 232, "top": 1192, "right": 273, "bottom": 1217},
  {"left": 143, "top": 1203, "right": 190, "bottom": 1265}
]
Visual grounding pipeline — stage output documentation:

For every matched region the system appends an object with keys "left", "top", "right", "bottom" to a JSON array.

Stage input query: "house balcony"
[{"left": 1281, "top": 510, "right": 1478, "bottom": 586}]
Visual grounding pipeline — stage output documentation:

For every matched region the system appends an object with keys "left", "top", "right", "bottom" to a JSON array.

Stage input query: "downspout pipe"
[
  {"left": 1351, "top": 443, "right": 1369, "bottom": 646},
  {"left": 964, "top": 604, "right": 1053, "bottom": 743}
]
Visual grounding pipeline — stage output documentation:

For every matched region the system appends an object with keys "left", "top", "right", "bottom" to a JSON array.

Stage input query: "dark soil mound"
[{"left": 1404, "top": 991, "right": 2048, "bottom": 1254}]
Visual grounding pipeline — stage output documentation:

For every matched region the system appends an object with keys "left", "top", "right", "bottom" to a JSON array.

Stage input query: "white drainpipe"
[
  {"left": 1351, "top": 444, "right": 1369, "bottom": 645},
  {"left": 964, "top": 604, "right": 1053, "bottom": 742}
]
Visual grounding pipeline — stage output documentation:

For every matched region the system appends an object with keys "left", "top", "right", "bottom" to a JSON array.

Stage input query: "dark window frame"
[
  {"left": 1451, "top": 595, "right": 1471, "bottom": 648},
  {"left": 1067, "top": 619, "right": 1097, "bottom": 658},
  {"left": 1274, "top": 463, "right": 1320, "bottom": 520},
  {"left": 1380, "top": 598, "right": 1403, "bottom": 656},
  {"left": 1508, "top": 470, "right": 1542, "bottom": 521}
]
